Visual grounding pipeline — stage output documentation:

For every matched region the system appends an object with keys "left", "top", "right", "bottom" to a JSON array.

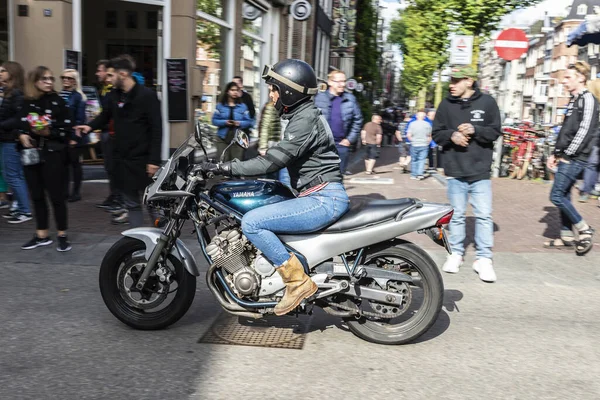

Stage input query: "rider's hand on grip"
[{"left": 200, "top": 161, "right": 232, "bottom": 177}]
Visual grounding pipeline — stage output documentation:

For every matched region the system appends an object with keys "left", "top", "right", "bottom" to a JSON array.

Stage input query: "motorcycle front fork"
[{"left": 135, "top": 203, "right": 188, "bottom": 291}]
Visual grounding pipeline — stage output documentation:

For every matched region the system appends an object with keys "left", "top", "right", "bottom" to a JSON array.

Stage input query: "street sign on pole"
[
  {"left": 450, "top": 35, "right": 473, "bottom": 65},
  {"left": 494, "top": 28, "right": 529, "bottom": 61}
]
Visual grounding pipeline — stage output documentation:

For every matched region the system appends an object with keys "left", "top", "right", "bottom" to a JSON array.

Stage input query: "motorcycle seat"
[{"left": 323, "top": 197, "right": 417, "bottom": 233}]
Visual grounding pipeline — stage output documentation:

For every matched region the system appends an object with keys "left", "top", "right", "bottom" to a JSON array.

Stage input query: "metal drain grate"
[{"left": 198, "top": 313, "right": 312, "bottom": 350}]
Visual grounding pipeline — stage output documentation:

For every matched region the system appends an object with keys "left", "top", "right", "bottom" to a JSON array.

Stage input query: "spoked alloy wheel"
[
  {"left": 99, "top": 237, "right": 197, "bottom": 330},
  {"left": 342, "top": 242, "right": 444, "bottom": 345}
]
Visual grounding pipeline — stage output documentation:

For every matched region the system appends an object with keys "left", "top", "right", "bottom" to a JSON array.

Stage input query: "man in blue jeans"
[
  {"left": 314, "top": 70, "right": 363, "bottom": 175},
  {"left": 545, "top": 61, "right": 597, "bottom": 255},
  {"left": 407, "top": 109, "right": 431, "bottom": 180},
  {"left": 433, "top": 66, "right": 501, "bottom": 282}
]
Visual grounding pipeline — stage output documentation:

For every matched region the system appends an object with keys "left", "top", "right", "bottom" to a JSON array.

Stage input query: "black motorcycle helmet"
[{"left": 262, "top": 59, "right": 318, "bottom": 112}]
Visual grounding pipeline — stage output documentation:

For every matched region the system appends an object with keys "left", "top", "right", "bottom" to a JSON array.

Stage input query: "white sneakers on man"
[
  {"left": 442, "top": 254, "right": 463, "bottom": 273},
  {"left": 442, "top": 255, "right": 497, "bottom": 283},
  {"left": 472, "top": 258, "right": 497, "bottom": 283}
]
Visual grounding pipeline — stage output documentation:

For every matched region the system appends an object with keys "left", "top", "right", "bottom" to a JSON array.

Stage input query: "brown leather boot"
[{"left": 273, "top": 254, "right": 318, "bottom": 316}]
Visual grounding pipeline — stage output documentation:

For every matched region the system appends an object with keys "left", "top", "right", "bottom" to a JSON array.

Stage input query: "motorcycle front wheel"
[
  {"left": 342, "top": 242, "right": 444, "bottom": 345},
  {"left": 99, "top": 237, "right": 197, "bottom": 330}
]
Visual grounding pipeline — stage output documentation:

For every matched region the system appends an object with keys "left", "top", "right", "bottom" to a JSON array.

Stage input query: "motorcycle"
[{"left": 99, "top": 122, "right": 454, "bottom": 345}]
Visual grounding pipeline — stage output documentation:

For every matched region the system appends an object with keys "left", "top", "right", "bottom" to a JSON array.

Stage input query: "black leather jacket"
[
  {"left": 0, "top": 89, "right": 24, "bottom": 143},
  {"left": 230, "top": 101, "right": 343, "bottom": 190}
]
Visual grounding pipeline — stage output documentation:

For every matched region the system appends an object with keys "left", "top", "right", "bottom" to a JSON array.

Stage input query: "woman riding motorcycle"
[{"left": 202, "top": 59, "right": 350, "bottom": 316}]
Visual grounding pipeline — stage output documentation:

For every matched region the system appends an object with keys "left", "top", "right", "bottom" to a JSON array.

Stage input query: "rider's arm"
[{"left": 229, "top": 115, "right": 313, "bottom": 177}]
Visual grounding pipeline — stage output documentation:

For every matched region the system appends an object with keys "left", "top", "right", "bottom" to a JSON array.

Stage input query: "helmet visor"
[{"left": 260, "top": 64, "right": 317, "bottom": 96}]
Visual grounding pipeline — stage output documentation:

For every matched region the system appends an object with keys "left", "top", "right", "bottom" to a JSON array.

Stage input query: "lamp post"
[{"left": 534, "top": 75, "right": 559, "bottom": 124}]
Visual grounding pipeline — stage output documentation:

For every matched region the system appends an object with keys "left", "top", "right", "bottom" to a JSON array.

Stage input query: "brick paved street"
[{"left": 344, "top": 146, "right": 600, "bottom": 254}]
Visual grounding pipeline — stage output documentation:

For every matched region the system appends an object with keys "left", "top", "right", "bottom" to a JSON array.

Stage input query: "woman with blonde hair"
[
  {"left": 59, "top": 68, "right": 87, "bottom": 202},
  {"left": 18, "top": 66, "right": 72, "bottom": 251},
  {"left": 0, "top": 61, "right": 32, "bottom": 223}
]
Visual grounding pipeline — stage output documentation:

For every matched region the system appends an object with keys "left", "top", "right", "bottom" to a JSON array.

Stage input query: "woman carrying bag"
[
  {"left": 18, "top": 66, "right": 72, "bottom": 252},
  {"left": 59, "top": 69, "right": 87, "bottom": 202}
]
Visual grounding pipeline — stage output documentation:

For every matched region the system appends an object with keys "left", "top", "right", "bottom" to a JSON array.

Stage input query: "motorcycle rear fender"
[
  {"left": 122, "top": 228, "right": 200, "bottom": 277},
  {"left": 280, "top": 202, "right": 453, "bottom": 267}
]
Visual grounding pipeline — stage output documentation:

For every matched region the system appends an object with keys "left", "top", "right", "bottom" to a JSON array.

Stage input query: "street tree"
[
  {"left": 389, "top": 0, "right": 452, "bottom": 106},
  {"left": 449, "top": 0, "right": 543, "bottom": 67}
]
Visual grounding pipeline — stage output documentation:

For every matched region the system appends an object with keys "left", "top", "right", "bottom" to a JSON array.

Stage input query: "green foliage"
[
  {"left": 354, "top": 91, "right": 373, "bottom": 120},
  {"left": 354, "top": 0, "right": 380, "bottom": 87},
  {"left": 389, "top": 0, "right": 542, "bottom": 96}
]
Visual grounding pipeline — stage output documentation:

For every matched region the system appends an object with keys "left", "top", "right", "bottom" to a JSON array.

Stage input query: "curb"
[{"left": 430, "top": 171, "right": 448, "bottom": 187}]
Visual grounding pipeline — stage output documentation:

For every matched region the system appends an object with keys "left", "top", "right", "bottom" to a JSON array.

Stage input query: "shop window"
[
  {"left": 0, "top": 1, "right": 8, "bottom": 64},
  {"left": 105, "top": 10, "right": 117, "bottom": 28},
  {"left": 126, "top": 11, "right": 138, "bottom": 29},
  {"left": 198, "top": 0, "right": 227, "bottom": 19}
]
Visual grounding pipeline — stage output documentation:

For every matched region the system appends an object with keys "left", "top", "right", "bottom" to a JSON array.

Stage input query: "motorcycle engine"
[{"left": 206, "top": 229, "right": 260, "bottom": 297}]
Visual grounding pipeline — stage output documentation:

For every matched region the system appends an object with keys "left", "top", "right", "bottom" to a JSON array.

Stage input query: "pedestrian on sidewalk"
[
  {"left": 408, "top": 109, "right": 431, "bottom": 180},
  {"left": 577, "top": 78, "right": 600, "bottom": 203},
  {"left": 75, "top": 55, "right": 163, "bottom": 228},
  {"left": 432, "top": 65, "right": 501, "bottom": 282},
  {"left": 361, "top": 114, "right": 383, "bottom": 174},
  {"left": 314, "top": 70, "right": 363, "bottom": 176},
  {"left": 59, "top": 69, "right": 87, "bottom": 203},
  {"left": 94, "top": 59, "right": 119, "bottom": 211},
  {"left": 18, "top": 66, "right": 72, "bottom": 251},
  {"left": 394, "top": 115, "right": 411, "bottom": 173},
  {"left": 212, "top": 82, "right": 254, "bottom": 163},
  {"left": 545, "top": 61, "right": 597, "bottom": 255},
  {"left": 258, "top": 99, "right": 290, "bottom": 186},
  {"left": 232, "top": 76, "right": 256, "bottom": 137},
  {"left": 0, "top": 61, "right": 32, "bottom": 223}
]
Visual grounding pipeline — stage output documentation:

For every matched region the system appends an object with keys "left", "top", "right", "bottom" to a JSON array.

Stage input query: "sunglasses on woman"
[{"left": 60, "top": 76, "right": 75, "bottom": 81}]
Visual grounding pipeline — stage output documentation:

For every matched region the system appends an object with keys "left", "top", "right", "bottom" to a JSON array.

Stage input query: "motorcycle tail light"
[{"left": 436, "top": 210, "right": 454, "bottom": 226}]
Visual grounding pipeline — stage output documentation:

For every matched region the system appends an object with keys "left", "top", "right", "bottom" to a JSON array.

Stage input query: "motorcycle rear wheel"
[
  {"left": 343, "top": 242, "right": 444, "bottom": 345},
  {"left": 99, "top": 237, "right": 197, "bottom": 330}
]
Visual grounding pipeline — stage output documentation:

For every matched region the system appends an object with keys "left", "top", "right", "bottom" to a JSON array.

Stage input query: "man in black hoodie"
[
  {"left": 545, "top": 61, "right": 597, "bottom": 255},
  {"left": 433, "top": 65, "right": 501, "bottom": 283}
]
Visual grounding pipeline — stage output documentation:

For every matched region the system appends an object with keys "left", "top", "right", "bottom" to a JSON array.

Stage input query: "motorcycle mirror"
[
  {"left": 195, "top": 121, "right": 209, "bottom": 161},
  {"left": 233, "top": 129, "right": 250, "bottom": 149}
]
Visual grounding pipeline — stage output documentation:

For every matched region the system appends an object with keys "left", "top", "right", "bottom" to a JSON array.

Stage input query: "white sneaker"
[
  {"left": 442, "top": 254, "right": 463, "bottom": 273},
  {"left": 473, "top": 258, "right": 497, "bottom": 283}
]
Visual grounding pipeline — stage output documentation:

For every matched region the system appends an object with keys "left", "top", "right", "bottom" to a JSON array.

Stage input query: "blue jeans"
[
  {"left": 550, "top": 160, "right": 586, "bottom": 234},
  {"left": 278, "top": 168, "right": 291, "bottom": 187},
  {"left": 410, "top": 145, "right": 429, "bottom": 177},
  {"left": 447, "top": 178, "right": 494, "bottom": 259},
  {"left": 0, "top": 143, "right": 31, "bottom": 214},
  {"left": 336, "top": 144, "right": 350, "bottom": 174},
  {"left": 580, "top": 146, "right": 599, "bottom": 194},
  {"left": 242, "top": 183, "right": 350, "bottom": 266}
]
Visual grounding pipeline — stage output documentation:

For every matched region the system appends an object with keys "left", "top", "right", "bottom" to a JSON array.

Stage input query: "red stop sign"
[{"left": 494, "top": 28, "right": 529, "bottom": 61}]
